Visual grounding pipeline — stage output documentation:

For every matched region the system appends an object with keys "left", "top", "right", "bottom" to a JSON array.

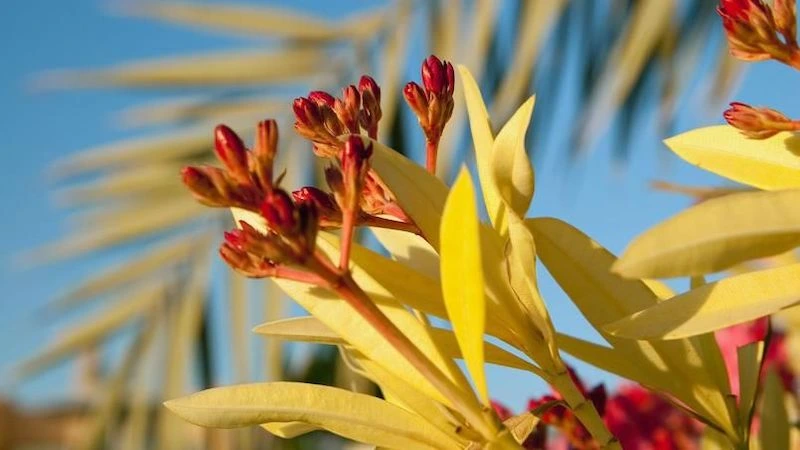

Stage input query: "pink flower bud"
[
  {"left": 253, "top": 119, "right": 278, "bottom": 190},
  {"left": 358, "top": 75, "right": 381, "bottom": 103},
  {"left": 308, "top": 91, "right": 336, "bottom": 108},
  {"left": 181, "top": 166, "right": 229, "bottom": 207},
  {"left": 723, "top": 101, "right": 799, "bottom": 138},
  {"left": 261, "top": 189, "right": 297, "bottom": 233},
  {"left": 403, "top": 82, "right": 428, "bottom": 119},
  {"left": 214, "top": 125, "right": 251, "bottom": 184}
]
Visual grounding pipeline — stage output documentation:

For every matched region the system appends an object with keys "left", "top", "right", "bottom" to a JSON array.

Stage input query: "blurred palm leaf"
[{"left": 22, "top": 1, "right": 740, "bottom": 448}]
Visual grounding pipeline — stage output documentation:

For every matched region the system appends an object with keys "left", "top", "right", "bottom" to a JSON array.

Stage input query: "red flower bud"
[
  {"left": 253, "top": 119, "right": 278, "bottom": 190},
  {"left": 293, "top": 97, "right": 323, "bottom": 128},
  {"left": 214, "top": 125, "right": 251, "bottom": 185},
  {"left": 421, "top": 55, "right": 455, "bottom": 97},
  {"left": 308, "top": 91, "right": 336, "bottom": 108},
  {"left": 293, "top": 186, "right": 339, "bottom": 217},
  {"left": 359, "top": 75, "right": 382, "bottom": 139},
  {"left": 774, "top": 0, "right": 797, "bottom": 42},
  {"left": 261, "top": 189, "right": 297, "bottom": 233},
  {"left": 403, "top": 82, "right": 428, "bottom": 119},
  {"left": 723, "top": 101, "right": 800, "bottom": 138},
  {"left": 181, "top": 166, "right": 229, "bottom": 207},
  {"left": 358, "top": 75, "right": 381, "bottom": 103}
]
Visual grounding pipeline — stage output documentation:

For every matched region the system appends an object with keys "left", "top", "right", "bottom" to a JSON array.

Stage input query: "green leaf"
[
  {"left": 440, "top": 168, "right": 489, "bottom": 404},
  {"left": 613, "top": 189, "right": 800, "bottom": 278},
  {"left": 606, "top": 263, "right": 800, "bottom": 339},
  {"left": 164, "top": 382, "right": 459, "bottom": 450},
  {"left": 664, "top": 125, "right": 800, "bottom": 191}
]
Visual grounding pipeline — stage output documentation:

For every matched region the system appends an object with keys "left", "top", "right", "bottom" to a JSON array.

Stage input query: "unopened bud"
[
  {"left": 308, "top": 91, "right": 336, "bottom": 108},
  {"left": 293, "top": 97, "right": 323, "bottom": 131},
  {"left": 340, "top": 136, "right": 373, "bottom": 212},
  {"left": 421, "top": 55, "right": 454, "bottom": 97},
  {"left": 220, "top": 241, "right": 272, "bottom": 278},
  {"left": 723, "top": 102, "right": 799, "bottom": 138},
  {"left": 293, "top": 186, "right": 340, "bottom": 223},
  {"left": 214, "top": 125, "right": 251, "bottom": 185},
  {"left": 181, "top": 166, "right": 229, "bottom": 207},
  {"left": 261, "top": 189, "right": 298, "bottom": 234},
  {"left": 334, "top": 85, "right": 361, "bottom": 133},
  {"left": 774, "top": 0, "right": 797, "bottom": 43},
  {"left": 403, "top": 82, "right": 429, "bottom": 120},
  {"left": 717, "top": 0, "right": 797, "bottom": 63},
  {"left": 359, "top": 75, "right": 382, "bottom": 138},
  {"left": 253, "top": 119, "right": 278, "bottom": 191}
]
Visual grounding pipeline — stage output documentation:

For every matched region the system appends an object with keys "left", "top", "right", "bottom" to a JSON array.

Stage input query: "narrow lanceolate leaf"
[
  {"left": 760, "top": 369, "right": 790, "bottom": 450},
  {"left": 606, "top": 263, "right": 800, "bottom": 339},
  {"left": 368, "top": 138, "right": 448, "bottom": 248},
  {"left": 614, "top": 189, "right": 800, "bottom": 278},
  {"left": 458, "top": 65, "right": 503, "bottom": 231},
  {"left": 440, "top": 168, "right": 489, "bottom": 404},
  {"left": 736, "top": 341, "right": 765, "bottom": 431},
  {"left": 664, "top": 126, "right": 800, "bottom": 191},
  {"left": 39, "top": 48, "right": 325, "bottom": 89},
  {"left": 164, "top": 382, "right": 459, "bottom": 450},
  {"left": 261, "top": 422, "right": 319, "bottom": 439},
  {"left": 254, "top": 316, "right": 541, "bottom": 375},
  {"left": 491, "top": 96, "right": 535, "bottom": 221},
  {"left": 369, "top": 225, "right": 440, "bottom": 280}
]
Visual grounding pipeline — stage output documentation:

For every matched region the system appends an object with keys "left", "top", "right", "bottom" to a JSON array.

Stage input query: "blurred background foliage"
[{"left": 1, "top": 0, "right": 741, "bottom": 448}]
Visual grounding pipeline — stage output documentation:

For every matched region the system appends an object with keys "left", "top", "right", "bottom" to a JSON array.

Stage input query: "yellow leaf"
[
  {"left": 502, "top": 412, "right": 540, "bottom": 445},
  {"left": 736, "top": 341, "right": 764, "bottom": 431},
  {"left": 119, "top": 96, "right": 284, "bottom": 129},
  {"left": 260, "top": 422, "right": 319, "bottom": 439},
  {"left": 664, "top": 126, "right": 800, "bottom": 191},
  {"left": 759, "top": 369, "right": 790, "bottom": 450},
  {"left": 368, "top": 138, "right": 448, "bottom": 248},
  {"left": 491, "top": 96, "right": 535, "bottom": 219},
  {"left": 532, "top": 217, "right": 733, "bottom": 431},
  {"left": 440, "top": 168, "right": 489, "bottom": 404},
  {"left": 613, "top": 189, "right": 800, "bottom": 278},
  {"left": 164, "top": 382, "right": 459, "bottom": 450},
  {"left": 369, "top": 225, "right": 440, "bottom": 280},
  {"left": 232, "top": 209, "right": 470, "bottom": 409},
  {"left": 458, "top": 65, "right": 503, "bottom": 231},
  {"left": 254, "top": 317, "right": 541, "bottom": 375},
  {"left": 606, "top": 263, "right": 800, "bottom": 339}
]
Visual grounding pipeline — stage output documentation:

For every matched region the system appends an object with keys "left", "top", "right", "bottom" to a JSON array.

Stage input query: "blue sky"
[{"left": 1, "top": 0, "right": 798, "bottom": 413}]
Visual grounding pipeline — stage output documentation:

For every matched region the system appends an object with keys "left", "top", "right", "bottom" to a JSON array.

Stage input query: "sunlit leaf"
[
  {"left": 664, "top": 126, "right": 800, "bottom": 191},
  {"left": 606, "top": 263, "right": 800, "bottom": 339},
  {"left": 614, "top": 189, "right": 800, "bottom": 278},
  {"left": 760, "top": 369, "right": 790, "bottom": 450},
  {"left": 164, "top": 382, "right": 460, "bottom": 450},
  {"left": 440, "top": 168, "right": 489, "bottom": 404},
  {"left": 491, "top": 96, "right": 535, "bottom": 220},
  {"left": 736, "top": 341, "right": 764, "bottom": 432},
  {"left": 260, "top": 422, "right": 320, "bottom": 439},
  {"left": 254, "top": 316, "right": 541, "bottom": 375}
]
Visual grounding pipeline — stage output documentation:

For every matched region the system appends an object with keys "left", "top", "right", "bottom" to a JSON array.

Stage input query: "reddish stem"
[
  {"left": 425, "top": 138, "right": 439, "bottom": 174},
  {"left": 361, "top": 215, "right": 421, "bottom": 235},
  {"left": 339, "top": 208, "right": 356, "bottom": 271}
]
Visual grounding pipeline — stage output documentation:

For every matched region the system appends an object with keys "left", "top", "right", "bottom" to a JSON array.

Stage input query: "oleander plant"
[{"left": 165, "top": 1, "right": 800, "bottom": 448}]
